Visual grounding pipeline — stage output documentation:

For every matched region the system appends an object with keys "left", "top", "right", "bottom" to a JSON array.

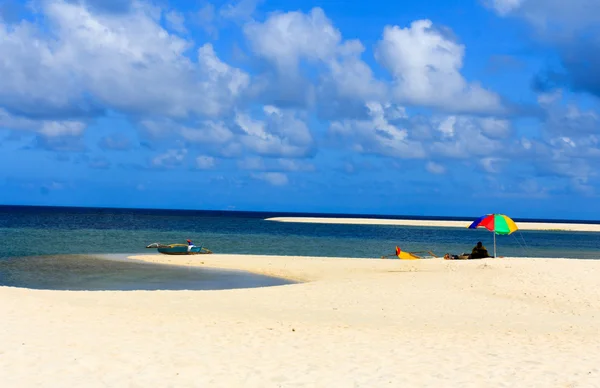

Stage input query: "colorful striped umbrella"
[{"left": 468, "top": 214, "right": 518, "bottom": 257}]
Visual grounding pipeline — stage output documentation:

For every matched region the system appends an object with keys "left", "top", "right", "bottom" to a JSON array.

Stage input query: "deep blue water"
[{"left": 1, "top": 205, "right": 600, "bottom": 290}]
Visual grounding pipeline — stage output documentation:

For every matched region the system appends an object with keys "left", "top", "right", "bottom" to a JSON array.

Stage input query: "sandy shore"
[
  {"left": 266, "top": 216, "right": 600, "bottom": 232},
  {"left": 2, "top": 253, "right": 600, "bottom": 387}
]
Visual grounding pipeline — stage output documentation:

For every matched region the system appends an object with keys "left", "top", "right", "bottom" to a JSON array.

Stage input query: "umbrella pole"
[{"left": 493, "top": 231, "right": 497, "bottom": 258}]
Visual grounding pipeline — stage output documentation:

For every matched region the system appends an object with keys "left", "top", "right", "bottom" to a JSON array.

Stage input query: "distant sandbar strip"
[{"left": 265, "top": 217, "right": 600, "bottom": 232}]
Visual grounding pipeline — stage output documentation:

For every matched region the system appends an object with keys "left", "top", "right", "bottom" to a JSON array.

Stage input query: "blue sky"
[{"left": 1, "top": 0, "right": 600, "bottom": 219}]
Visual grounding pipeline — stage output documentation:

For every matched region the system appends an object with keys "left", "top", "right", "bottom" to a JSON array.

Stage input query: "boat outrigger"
[{"left": 146, "top": 242, "right": 213, "bottom": 255}]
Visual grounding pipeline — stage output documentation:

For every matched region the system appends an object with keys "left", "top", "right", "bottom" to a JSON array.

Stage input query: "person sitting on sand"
[{"left": 469, "top": 241, "right": 490, "bottom": 259}]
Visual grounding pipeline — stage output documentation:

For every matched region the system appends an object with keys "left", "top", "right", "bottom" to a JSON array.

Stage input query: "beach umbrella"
[{"left": 468, "top": 214, "right": 518, "bottom": 258}]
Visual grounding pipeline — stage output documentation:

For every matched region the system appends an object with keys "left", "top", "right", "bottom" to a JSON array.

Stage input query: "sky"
[{"left": 1, "top": 0, "right": 600, "bottom": 219}]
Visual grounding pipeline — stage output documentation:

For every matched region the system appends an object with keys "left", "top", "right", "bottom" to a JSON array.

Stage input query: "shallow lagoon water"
[{"left": 0, "top": 254, "right": 294, "bottom": 291}]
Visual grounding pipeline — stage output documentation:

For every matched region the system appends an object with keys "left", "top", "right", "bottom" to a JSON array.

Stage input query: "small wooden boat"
[{"left": 146, "top": 242, "right": 213, "bottom": 255}]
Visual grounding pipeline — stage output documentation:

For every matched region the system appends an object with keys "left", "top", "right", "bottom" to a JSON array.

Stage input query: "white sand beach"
[
  {"left": 266, "top": 216, "right": 600, "bottom": 232},
  {"left": 1, "top": 254, "right": 600, "bottom": 387}
]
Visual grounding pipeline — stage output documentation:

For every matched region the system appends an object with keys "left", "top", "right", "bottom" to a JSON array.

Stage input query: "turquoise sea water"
[{"left": 1, "top": 206, "right": 599, "bottom": 290}]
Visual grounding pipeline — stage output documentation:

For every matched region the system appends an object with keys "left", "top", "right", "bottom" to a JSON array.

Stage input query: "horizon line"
[{"left": 1, "top": 203, "right": 599, "bottom": 225}]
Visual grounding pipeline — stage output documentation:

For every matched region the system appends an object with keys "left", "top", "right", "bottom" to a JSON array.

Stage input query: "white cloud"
[
  {"left": 182, "top": 121, "right": 235, "bottom": 144},
  {"left": 198, "top": 43, "right": 250, "bottom": 102},
  {"left": 479, "top": 157, "right": 504, "bottom": 173},
  {"left": 479, "top": 117, "right": 511, "bottom": 139},
  {"left": 165, "top": 10, "right": 187, "bottom": 34},
  {"left": 152, "top": 149, "right": 187, "bottom": 168},
  {"left": 276, "top": 159, "right": 316, "bottom": 172},
  {"left": 426, "top": 161, "right": 446, "bottom": 174},
  {"left": 252, "top": 172, "right": 288, "bottom": 186},
  {"left": 0, "top": 0, "right": 249, "bottom": 119},
  {"left": 317, "top": 40, "right": 388, "bottom": 118},
  {"left": 243, "top": 7, "right": 386, "bottom": 113},
  {"left": 429, "top": 115, "right": 508, "bottom": 159},
  {"left": 488, "top": 0, "right": 524, "bottom": 16},
  {"left": 140, "top": 104, "right": 315, "bottom": 159},
  {"left": 3, "top": 0, "right": 598, "bottom": 198},
  {"left": 235, "top": 106, "right": 315, "bottom": 158},
  {"left": 141, "top": 119, "right": 234, "bottom": 145},
  {"left": 39, "top": 121, "right": 86, "bottom": 137},
  {"left": 244, "top": 8, "right": 340, "bottom": 73},
  {"left": 329, "top": 101, "right": 425, "bottom": 159},
  {"left": 195, "top": 3, "right": 217, "bottom": 37},
  {"left": 220, "top": 0, "right": 262, "bottom": 22},
  {"left": 0, "top": 108, "right": 87, "bottom": 138},
  {"left": 375, "top": 20, "right": 503, "bottom": 114},
  {"left": 196, "top": 155, "right": 215, "bottom": 169}
]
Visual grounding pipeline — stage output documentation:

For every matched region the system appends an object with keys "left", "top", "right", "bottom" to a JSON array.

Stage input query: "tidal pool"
[{"left": 0, "top": 254, "right": 295, "bottom": 291}]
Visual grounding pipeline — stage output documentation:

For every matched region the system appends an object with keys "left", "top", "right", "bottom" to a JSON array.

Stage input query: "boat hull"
[
  {"left": 146, "top": 243, "right": 212, "bottom": 255},
  {"left": 148, "top": 243, "right": 212, "bottom": 255}
]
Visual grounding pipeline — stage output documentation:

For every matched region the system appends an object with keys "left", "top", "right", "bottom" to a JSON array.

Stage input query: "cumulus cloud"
[
  {"left": 428, "top": 115, "right": 510, "bottom": 159},
  {"left": 235, "top": 105, "right": 315, "bottom": 158},
  {"left": 327, "top": 98, "right": 521, "bottom": 181},
  {"left": 0, "top": 108, "right": 88, "bottom": 151},
  {"left": 38, "top": 121, "right": 86, "bottom": 137},
  {"left": 0, "top": 0, "right": 249, "bottom": 119},
  {"left": 3, "top": 0, "right": 599, "bottom": 199},
  {"left": 139, "top": 104, "right": 315, "bottom": 159},
  {"left": 151, "top": 149, "right": 188, "bottom": 168},
  {"left": 244, "top": 7, "right": 386, "bottom": 115},
  {"left": 375, "top": 20, "right": 503, "bottom": 114},
  {"left": 244, "top": 8, "right": 341, "bottom": 73},
  {"left": 329, "top": 102, "right": 426, "bottom": 159}
]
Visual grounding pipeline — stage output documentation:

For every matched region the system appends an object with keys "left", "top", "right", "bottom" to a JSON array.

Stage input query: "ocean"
[{"left": 1, "top": 205, "right": 599, "bottom": 290}]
